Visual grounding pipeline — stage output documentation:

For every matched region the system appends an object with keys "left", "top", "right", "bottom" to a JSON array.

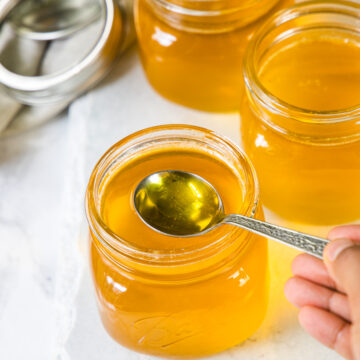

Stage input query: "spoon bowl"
[
  {"left": 134, "top": 170, "right": 329, "bottom": 258},
  {"left": 134, "top": 171, "right": 224, "bottom": 236}
]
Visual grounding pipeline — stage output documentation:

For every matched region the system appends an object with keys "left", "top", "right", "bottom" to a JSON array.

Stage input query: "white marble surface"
[{"left": 0, "top": 46, "right": 342, "bottom": 360}]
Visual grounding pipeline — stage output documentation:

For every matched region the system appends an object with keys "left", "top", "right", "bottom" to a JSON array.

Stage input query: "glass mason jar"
[
  {"left": 85, "top": 125, "right": 268, "bottom": 357},
  {"left": 241, "top": 1, "right": 360, "bottom": 227},
  {"left": 134, "top": 0, "right": 293, "bottom": 112}
]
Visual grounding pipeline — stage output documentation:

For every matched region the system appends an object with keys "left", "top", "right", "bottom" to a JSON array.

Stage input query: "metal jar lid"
[{"left": 0, "top": 0, "right": 134, "bottom": 105}]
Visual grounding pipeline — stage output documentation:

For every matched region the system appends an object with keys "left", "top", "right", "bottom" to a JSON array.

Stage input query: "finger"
[
  {"left": 324, "top": 239, "right": 360, "bottom": 324},
  {"left": 353, "top": 322, "right": 360, "bottom": 360},
  {"left": 298, "top": 306, "right": 353, "bottom": 360},
  {"left": 328, "top": 225, "right": 360, "bottom": 243},
  {"left": 292, "top": 253, "right": 337, "bottom": 289},
  {"left": 285, "top": 277, "right": 351, "bottom": 322}
]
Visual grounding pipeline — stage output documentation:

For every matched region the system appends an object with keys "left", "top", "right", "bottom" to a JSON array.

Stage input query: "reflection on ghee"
[{"left": 89, "top": 146, "right": 269, "bottom": 357}]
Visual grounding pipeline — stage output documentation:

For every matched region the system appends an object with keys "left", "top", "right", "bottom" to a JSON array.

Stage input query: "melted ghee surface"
[
  {"left": 101, "top": 148, "right": 246, "bottom": 250},
  {"left": 259, "top": 36, "right": 360, "bottom": 111}
]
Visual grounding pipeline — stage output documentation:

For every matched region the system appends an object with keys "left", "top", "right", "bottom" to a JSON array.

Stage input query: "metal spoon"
[
  {"left": 134, "top": 170, "right": 328, "bottom": 259},
  {"left": 7, "top": 0, "right": 101, "bottom": 41}
]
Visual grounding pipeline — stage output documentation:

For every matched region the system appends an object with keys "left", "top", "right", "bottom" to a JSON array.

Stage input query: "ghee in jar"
[
  {"left": 135, "top": 0, "right": 293, "bottom": 112},
  {"left": 241, "top": 1, "right": 360, "bottom": 226},
  {"left": 86, "top": 125, "right": 268, "bottom": 357}
]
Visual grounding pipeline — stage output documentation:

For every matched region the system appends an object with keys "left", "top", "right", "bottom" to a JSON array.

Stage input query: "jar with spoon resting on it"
[
  {"left": 241, "top": 1, "right": 360, "bottom": 228},
  {"left": 134, "top": 0, "right": 293, "bottom": 112},
  {"left": 85, "top": 125, "right": 268, "bottom": 357}
]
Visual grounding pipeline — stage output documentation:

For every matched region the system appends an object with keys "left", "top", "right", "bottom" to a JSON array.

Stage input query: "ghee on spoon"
[{"left": 134, "top": 170, "right": 328, "bottom": 259}]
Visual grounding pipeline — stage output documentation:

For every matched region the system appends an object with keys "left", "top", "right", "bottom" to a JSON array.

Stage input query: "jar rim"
[
  {"left": 243, "top": 0, "right": 360, "bottom": 125},
  {"left": 85, "top": 124, "right": 260, "bottom": 266},
  {"left": 150, "top": 0, "right": 264, "bottom": 17},
  {"left": 141, "top": 0, "right": 281, "bottom": 34}
]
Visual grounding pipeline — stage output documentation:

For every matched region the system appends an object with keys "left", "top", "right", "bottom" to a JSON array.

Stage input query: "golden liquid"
[
  {"left": 134, "top": 171, "right": 223, "bottom": 236},
  {"left": 135, "top": 0, "right": 293, "bottom": 112},
  {"left": 241, "top": 35, "right": 360, "bottom": 225},
  {"left": 260, "top": 37, "right": 360, "bottom": 111},
  {"left": 90, "top": 147, "right": 268, "bottom": 357}
]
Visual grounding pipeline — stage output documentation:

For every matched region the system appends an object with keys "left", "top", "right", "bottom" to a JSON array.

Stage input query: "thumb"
[
  {"left": 324, "top": 238, "right": 360, "bottom": 360},
  {"left": 324, "top": 238, "right": 360, "bottom": 299}
]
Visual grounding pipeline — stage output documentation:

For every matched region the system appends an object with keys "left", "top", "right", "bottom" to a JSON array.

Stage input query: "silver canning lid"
[
  {"left": 8, "top": 0, "right": 103, "bottom": 41},
  {"left": 0, "top": 0, "right": 134, "bottom": 105}
]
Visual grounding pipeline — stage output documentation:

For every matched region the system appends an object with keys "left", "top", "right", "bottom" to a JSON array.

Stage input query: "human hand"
[{"left": 285, "top": 225, "right": 360, "bottom": 360}]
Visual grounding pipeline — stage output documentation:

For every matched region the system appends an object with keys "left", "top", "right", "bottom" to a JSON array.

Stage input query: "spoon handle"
[{"left": 223, "top": 214, "right": 328, "bottom": 259}]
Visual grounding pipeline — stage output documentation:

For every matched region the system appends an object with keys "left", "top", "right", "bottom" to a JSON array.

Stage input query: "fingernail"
[{"left": 325, "top": 238, "right": 354, "bottom": 262}]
